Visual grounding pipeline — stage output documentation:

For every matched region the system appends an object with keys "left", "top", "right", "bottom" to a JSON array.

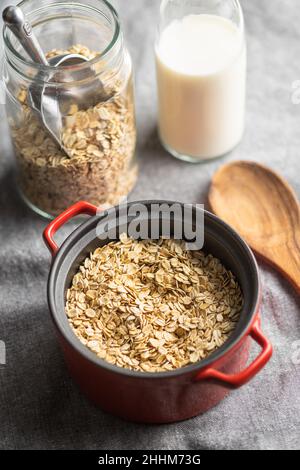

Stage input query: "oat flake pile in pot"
[
  {"left": 2, "top": 0, "right": 137, "bottom": 219},
  {"left": 44, "top": 201, "right": 272, "bottom": 424}
]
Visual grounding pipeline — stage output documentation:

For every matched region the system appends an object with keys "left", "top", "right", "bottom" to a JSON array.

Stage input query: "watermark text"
[
  {"left": 96, "top": 201, "right": 205, "bottom": 250},
  {"left": 291, "top": 340, "right": 300, "bottom": 365},
  {"left": 291, "top": 80, "right": 300, "bottom": 104},
  {"left": 0, "top": 340, "right": 6, "bottom": 365}
]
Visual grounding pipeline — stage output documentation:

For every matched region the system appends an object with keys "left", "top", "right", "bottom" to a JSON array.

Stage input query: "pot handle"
[
  {"left": 196, "top": 319, "right": 272, "bottom": 389},
  {"left": 43, "top": 201, "right": 98, "bottom": 256}
]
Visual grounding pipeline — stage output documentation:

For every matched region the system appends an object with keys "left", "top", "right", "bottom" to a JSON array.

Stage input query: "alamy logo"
[
  {"left": 0, "top": 56, "right": 5, "bottom": 106},
  {"left": 96, "top": 201, "right": 205, "bottom": 250},
  {"left": 0, "top": 79, "right": 5, "bottom": 105},
  {"left": 291, "top": 340, "right": 300, "bottom": 365},
  {"left": 291, "top": 81, "right": 300, "bottom": 104},
  {"left": 0, "top": 340, "right": 6, "bottom": 365}
]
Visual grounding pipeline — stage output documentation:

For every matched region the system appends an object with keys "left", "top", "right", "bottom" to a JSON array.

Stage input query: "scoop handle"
[{"left": 2, "top": 5, "right": 49, "bottom": 66}]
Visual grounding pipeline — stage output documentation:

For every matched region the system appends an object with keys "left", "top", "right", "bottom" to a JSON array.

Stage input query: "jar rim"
[{"left": 2, "top": 0, "right": 121, "bottom": 73}]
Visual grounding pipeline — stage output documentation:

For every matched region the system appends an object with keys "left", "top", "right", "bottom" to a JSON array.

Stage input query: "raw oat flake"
[{"left": 66, "top": 236, "right": 243, "bottom": 372}]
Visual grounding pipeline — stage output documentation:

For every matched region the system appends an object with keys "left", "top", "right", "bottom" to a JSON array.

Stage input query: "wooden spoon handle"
[{"left": 261, "top": 233, "right": 300, "bottom": 293}]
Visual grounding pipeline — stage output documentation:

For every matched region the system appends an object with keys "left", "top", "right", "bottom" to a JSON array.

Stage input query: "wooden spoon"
[{"left": 209, "top": 161, "right": 300, "bottom": 293}]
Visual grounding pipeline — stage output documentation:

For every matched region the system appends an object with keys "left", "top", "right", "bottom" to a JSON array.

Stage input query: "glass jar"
[
  {"left": 2, "top": 0, "right": 137, "bottom": 218},
  {"left": 155, "top": 0, "right": 246, "bottom": 163}
]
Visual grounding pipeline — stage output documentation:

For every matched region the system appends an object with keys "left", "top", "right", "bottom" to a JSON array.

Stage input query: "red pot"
[{"left": 43, "top": 201, "right": 272, "bottom": 424}]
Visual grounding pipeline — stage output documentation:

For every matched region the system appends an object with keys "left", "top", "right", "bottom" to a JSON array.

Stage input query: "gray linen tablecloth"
[{"left": 0, "top": 0, "right": 299, "bottom": 450}]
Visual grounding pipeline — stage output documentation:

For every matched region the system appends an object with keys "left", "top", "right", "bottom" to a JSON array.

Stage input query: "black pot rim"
[{"left": 47, "top": 201, "right": 261, "bottom": 380}]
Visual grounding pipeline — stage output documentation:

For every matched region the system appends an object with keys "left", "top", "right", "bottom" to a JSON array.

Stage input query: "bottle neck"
[{"left": 159, "top": 0, "right": 244, "bottom": 35}]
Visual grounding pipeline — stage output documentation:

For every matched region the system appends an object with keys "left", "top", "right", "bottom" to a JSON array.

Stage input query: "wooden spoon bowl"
[{"left": 209, "top": 161, "right": 300, "bottom": 293}]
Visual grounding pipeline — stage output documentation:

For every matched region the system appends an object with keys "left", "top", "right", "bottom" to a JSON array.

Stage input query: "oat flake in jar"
[{"left": 2, "top": 0, "right": 137, "bottom": 218}]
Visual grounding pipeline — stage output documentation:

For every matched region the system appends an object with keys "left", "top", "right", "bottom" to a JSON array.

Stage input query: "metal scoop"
[{"left": 3, "top": 5, "right": 110, "bottom": 158}]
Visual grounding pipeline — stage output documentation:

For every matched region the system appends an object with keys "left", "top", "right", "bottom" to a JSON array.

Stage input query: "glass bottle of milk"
[{"left": 155, "top": 0, "right": 246, "bottom": 163}]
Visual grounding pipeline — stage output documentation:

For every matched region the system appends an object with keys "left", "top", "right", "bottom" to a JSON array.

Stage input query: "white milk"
[{"left": 155, "top": 14, "right": 246, "bottom": 160}]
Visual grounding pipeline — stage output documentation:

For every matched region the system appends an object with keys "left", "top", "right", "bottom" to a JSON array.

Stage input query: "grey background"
[{"left": 0, "top": 0, "right": 299, "bottom": 450}]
